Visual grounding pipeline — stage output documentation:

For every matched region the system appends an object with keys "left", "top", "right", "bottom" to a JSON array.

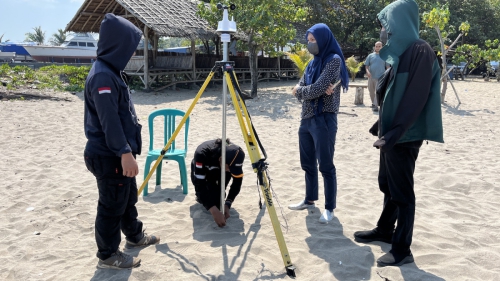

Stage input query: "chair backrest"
[{"left": 148, "top": 108, "right": 189, "bottom": 153}]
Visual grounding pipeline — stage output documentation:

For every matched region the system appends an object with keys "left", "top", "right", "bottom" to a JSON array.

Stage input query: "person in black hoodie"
[{"left": 83, "top": 14, "right": 159, "bottom": 269}]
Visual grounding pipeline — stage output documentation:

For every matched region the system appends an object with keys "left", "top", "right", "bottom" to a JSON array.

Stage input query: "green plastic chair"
[{"left": 143, "top": 108, "right": 189, "bottom": 196}]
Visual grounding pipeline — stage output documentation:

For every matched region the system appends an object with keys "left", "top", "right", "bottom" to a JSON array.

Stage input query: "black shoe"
[
  {"left": 354, "top": 228, "right": 393, "bottom": 243},
  {"left": 377, "top": 251, "right": 414, "bottom": 267}
]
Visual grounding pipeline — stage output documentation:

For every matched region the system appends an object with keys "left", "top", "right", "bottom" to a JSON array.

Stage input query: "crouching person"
[{"left": 191, "top": 139, "right": 245, "bottom": 227}]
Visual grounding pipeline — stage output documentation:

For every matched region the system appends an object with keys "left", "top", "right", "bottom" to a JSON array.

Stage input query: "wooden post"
[
  {"left": 354, "top": 87, "right": 364, "bottom": 105},
  {"left": 153, "top": 35, "right": 158, "bottom": 64},
  {"left": 277, "top": 56, "right": 281, "bottom": 81},
  {"left": 191, "top": 40, "right": 196, "bottom": 89},
  {"left": 143, "top": 25, "right": 149, "bottom": 90}
]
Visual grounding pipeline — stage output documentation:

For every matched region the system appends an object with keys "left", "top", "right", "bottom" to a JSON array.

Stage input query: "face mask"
[
  {"left": 307, "top": 42, "right": 319, "bottom": 55},
  {"left": 380, "top": 28, "right": 388, "bottom": 45}
]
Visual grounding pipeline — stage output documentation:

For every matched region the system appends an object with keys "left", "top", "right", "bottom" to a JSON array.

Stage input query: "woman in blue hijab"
[{"left": 289, "top": 23, "right": 348, "bottom": 224}]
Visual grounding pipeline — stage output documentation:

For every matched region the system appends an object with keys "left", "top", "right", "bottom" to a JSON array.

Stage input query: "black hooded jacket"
[{"left": 84, "top": 14, "right": 143, "bottom": 157}]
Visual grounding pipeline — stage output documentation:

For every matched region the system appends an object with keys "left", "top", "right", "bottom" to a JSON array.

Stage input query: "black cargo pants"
[{"left": 84, "top": 152, "right": 144, "bottom": 260}]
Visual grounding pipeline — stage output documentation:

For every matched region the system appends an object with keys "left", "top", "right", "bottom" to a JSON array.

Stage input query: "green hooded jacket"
[{"left": 376, "top": 0, "right": 444, "bottom": 152}]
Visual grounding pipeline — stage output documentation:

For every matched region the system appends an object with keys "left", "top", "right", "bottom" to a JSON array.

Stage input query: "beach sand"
[{"left": 0, "top": 77, "right": 499, "bottom": 280}]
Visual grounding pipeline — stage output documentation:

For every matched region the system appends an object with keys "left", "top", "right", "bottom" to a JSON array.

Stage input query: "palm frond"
[
  {"left": 345, "top": 56, "right": 364, "bottom": 81},
  {"left": 25, "top": 26, "right": 45, "bottom": 44},
  {"left": 286, "top": 49, "right": 312, "bottom": 78}
]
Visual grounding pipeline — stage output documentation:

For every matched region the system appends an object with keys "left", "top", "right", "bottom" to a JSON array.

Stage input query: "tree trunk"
[
  {"left": 248, "top": 37, "right": 259, "bottom": 98},
  {"left": 437, "top": 26, "right": 448, "bottom": 103},
  {"left": 441, "top": 49, "right": 448, "bottom": 102},
  {"left": 203, "top": 40, "right": 210, "bottom": 56},
  {"left": 213, "top": 36, "right": 220, "bottom": 57},
  {"left": 354, "top": 87, "right": 364, "bottom": 105}
]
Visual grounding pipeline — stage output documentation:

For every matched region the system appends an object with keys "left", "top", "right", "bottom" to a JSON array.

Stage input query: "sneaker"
[
  {"left": 377, "top": 251, "right": 414, "bottom": 267},
  {"left": 354, "top": 228, "right": 393, "bottom": 243},
  {"left": 97, "top": 250, "right": 141, "bottom": 269},
  {"left": 288, "top": 200, "right": 315, "bottom": 210},
  {"left": 319, "top": 210, "right": 333, "bottom": 223},
  {"left": 125, "top": 232, "right": 160, "bottom": 249}
]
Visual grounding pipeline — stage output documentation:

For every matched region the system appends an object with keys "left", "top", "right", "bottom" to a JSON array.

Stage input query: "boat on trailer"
[
  {"left": 0, "top": 43, "right": 34, "bottom": 62},
  {"left": 23, "top": 33, "right": 97, "bottom": 63}
]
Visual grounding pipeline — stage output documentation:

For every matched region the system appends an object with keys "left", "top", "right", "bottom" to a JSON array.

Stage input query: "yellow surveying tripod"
[{"left": 136, "top": 60, "right": 296, "bottom": 277}]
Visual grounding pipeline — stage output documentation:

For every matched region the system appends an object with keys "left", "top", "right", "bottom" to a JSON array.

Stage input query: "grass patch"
[{"left": 0, "top": 64, "right": 90, "bottom": 92}]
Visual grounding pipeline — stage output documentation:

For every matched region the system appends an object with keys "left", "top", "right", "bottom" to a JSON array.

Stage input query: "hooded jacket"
[
  {"left": 190, "top": 140, "right": 245, "bottom": 210},
  {"left": 376, "top": 0, "right": 444, "bottom": 151},
  {"left": 84, "top": 14, "right": 143, "bottom": 157}
]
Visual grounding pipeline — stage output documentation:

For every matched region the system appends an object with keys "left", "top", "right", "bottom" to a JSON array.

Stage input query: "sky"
[{"left": 0, "top": 0, "right": 85, "bottom": 43}]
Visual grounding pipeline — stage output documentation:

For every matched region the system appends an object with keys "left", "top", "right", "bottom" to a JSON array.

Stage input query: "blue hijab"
[{"left": 304, "top": 23, "right": 349, "bottom": 92}]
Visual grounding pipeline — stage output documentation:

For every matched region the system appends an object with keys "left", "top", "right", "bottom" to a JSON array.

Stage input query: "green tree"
[
  {"left": 50, "top": 29, "right": 68, "bottom": 46},
  {"left": 305, "top": 0, "right": 392, "bottom": 58},
  {"left": 453, "top": 39, "right": 500, "bottom": 78},
  {"left": 25, "top": 26, "right": 46, "bottom": 45},
  {"left": 303, "top": 0, "right": 500, "bottom": 52},
  {"left": 417, "top": 0, "right": 500, "bottom": 48},
  {"left": 198, "top": 0, "right": 308, "bottom": 97},
  {"left": 422, "top": 4, "right": 470, "bottom": 102}
]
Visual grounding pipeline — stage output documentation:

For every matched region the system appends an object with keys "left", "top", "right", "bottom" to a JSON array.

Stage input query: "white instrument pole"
[{"left": 217, "top": 5, "right": 237, "bottom": 214}]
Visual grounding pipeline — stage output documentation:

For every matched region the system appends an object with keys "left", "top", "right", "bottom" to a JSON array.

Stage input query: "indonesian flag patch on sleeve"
[
  {"left": 195, "top": 162, "right": 203, "bottom": 168},
  {"left": 98, "top": 87, "right": 111, "bottom": 94}
]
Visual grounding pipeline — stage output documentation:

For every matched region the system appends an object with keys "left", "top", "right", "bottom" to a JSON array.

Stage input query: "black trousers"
[
  {"left": 376, "top": 140, "right": 422, "bottom": 256},
  {"left": 84, "top": 152, "right": 143, "bottom": 260}
]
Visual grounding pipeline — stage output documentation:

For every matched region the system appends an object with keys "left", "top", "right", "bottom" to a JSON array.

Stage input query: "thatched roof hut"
[
  {"left": 65, "top": 0, "right": 216, "bottom": 39},
  {"left": 65, "top": 0, "right": 222, "bottom": 88}
]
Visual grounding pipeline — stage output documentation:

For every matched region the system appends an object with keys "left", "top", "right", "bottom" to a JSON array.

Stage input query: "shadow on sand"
[{"left": 305, "top": 208, "right": 375, "bottom": 280}]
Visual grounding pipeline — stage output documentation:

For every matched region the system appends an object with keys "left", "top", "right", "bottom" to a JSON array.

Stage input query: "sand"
[{"left": 0, "top": 77, "right": 499, "bottom": 281}]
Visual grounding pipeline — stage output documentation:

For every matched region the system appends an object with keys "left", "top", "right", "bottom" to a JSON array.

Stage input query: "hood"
[
  {"left": 377, "top": 0, "right": 420, "bottom": 66},
  {"left": 97, "top": 14, "right": 142, "bottom": 71}
]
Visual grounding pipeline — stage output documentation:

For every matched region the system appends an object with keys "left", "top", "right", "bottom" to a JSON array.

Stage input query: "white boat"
[{"left": 23, "top": 33, "right": 97, "bottom": 63}]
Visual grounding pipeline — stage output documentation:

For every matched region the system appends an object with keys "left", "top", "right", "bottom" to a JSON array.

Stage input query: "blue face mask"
[{"left": 307, "top": 42, "right": 319, "bottom": 55}]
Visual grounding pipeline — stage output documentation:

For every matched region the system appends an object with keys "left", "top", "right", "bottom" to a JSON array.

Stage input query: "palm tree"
[
  {"left": 0, "top": 33, "right": 8, "bottom": 43},
  {"left": 25, "top": 26, "right": 46, "bottom": 45},
  {"left": 286, "top": 49, "right": 313, "bottom": 78},
  {"left": 345, "top": 56, "right": 364, "bottom": 82},
  {"left": 50, "top": 29, "right": 68, "bottom": 46}
]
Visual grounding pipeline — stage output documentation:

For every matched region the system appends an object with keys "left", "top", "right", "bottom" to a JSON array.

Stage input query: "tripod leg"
[
  {"left": 224, "top": 72, "right": 295, "bottom": 276},
  {"left": 137, "top": 71, "right": 217, "bottom": 196}
]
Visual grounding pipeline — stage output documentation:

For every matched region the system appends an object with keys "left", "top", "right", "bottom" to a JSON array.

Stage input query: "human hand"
[
  {"left": 209, "top": 206, "right": 226, "bottom": 227},
  {"left": 325, "top": 83, "right": 335, "bottom": 95},
  {"left": 121, "top": 153, "right": 139, "bottom": 177},
  {"left": 292, "top": 84, "right": 300, "bottom": 97},
  {"left": 224, "top": 205, "right": 230, "bottom": 220},
  {"left": 373, "top": 137, "right": 386, "bottom": 149},
  {"left": 367, "top": 72, "right": 372, "bottom": 78}
]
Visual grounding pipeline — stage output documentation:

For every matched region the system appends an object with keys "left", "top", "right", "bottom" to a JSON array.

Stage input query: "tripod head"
[{"left": 216, "top": 3, "right": 237, "bottom": 40}]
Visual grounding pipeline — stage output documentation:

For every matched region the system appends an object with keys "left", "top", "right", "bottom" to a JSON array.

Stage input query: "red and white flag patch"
[
  {"left": 195, "top": 162, "right": 203, "bottom": 168},
  {"left": 98, "top": 87, "right": 111, "bottom": 94}
]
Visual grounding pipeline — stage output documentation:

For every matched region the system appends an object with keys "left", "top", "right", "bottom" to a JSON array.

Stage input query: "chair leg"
[
  {"left": 156, "top": 159, "right": 163, "bottom": 186},
  {"left": 178, "top": 157, "right": 188, "bottom": 194},
  {"left": 169, "top": 155, "right": 189, "bottom": 195},
  {"left": 143, "top": 156, "right": 153, "bottom": 196}
]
